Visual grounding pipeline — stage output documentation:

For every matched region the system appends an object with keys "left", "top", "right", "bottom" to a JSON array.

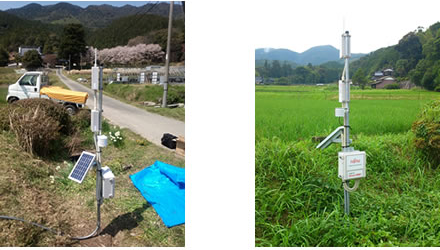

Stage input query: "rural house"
[
  {"left": 18, "top": 46, "right": 42, "bottom": 56},
  {"left": 371, "top": 68, "right": 396, "bottom": 89}
]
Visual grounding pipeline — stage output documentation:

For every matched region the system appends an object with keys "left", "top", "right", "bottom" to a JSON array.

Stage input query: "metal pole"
[
  {"left": 342, "top": 32, "right": 351, "bottom": 215},
  {"left": 344, "top": 56, "right": 350, "bottom": 148},
  {"left": 162, "top": 1, "right": 174, "bottom": 108},
  {"left": 344, "top": 184, "right": 350, "bottom": 214}
]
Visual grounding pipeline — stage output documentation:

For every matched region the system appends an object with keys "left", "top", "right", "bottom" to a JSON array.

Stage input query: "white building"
[{"left": 18, "top": 46, "right": 42, "bottom": 57}]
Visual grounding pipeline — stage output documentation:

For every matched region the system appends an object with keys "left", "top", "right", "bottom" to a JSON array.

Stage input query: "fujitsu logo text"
[{"left": 350, "top": 158, "right": 360, "bottom": 164}]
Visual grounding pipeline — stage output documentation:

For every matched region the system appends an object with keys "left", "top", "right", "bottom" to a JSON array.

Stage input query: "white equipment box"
[
  {"left": 101, "top": 166, "right": 115, "bottom": 199},
  {"left": 338, "top": 151, "right": 366, "bottom": 181}
]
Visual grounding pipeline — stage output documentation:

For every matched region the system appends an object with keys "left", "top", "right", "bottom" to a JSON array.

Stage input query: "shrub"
[
  {"left": 12, "top": 99, "right": 72, "bottom": 135},
  {"left": 9, "top": 104, "right": 61, "bottom": 156},
  {"left": 412, "top": 100, "right": 440, "bottom": 166},
  {"left": 168, "top": 86, "right": 185, "bottom": 104},
  {"left": 7, "top": 99, "right": 74, "bottom": 157},
  {"left": 384, "top": 83, "right": 400, "bottom": 89},
  {"left": 22, "top": 50, "right": 43, "bottom": 70},
  {"left": 71, "top": 109, "right": 90, "bottom": 130}
]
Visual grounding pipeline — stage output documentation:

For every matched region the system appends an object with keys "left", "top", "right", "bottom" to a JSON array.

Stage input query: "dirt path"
[{"left": 56, "top": 69, "right": 185, "bottom": 147}]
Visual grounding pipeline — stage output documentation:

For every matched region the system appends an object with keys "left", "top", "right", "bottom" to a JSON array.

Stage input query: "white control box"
[
  {"left": 335, "top": 108, "right": 345, "bottom": 117},
  {"left": 101, "top": 166, "right": 115, "bottom": 199},
  {"left": 338, "top": 151, "right": 366, "bottom": 181}
]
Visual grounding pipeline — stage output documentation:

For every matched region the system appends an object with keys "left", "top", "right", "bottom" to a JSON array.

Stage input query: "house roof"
[{"left": 374, "top": 76, "right": 395, "bottom": 83}]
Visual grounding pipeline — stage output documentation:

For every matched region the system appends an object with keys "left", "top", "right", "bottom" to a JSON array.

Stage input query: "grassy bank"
[
  {"left": 255, "top": 85, "right": 440, "bottom": 246},
  {"left": 0, "top": 68, "right": 20, "bottom": 85}
]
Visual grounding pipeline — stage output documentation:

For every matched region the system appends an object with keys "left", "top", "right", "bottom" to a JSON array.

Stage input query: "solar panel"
[{"left": 68, "top": 151, "right": 96, "bottom": 183}]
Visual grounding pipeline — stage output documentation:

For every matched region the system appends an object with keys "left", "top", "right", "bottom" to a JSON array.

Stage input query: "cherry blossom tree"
[{"left": 98, "top": 44, "right": 164, "bottom": 66}]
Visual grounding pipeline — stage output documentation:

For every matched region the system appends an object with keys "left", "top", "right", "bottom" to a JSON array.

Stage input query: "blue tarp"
[{"left": 130, "top": 161, "right": 185, "bottom": 227}]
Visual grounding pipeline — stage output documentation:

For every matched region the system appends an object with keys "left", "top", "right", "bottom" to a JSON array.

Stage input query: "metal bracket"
[{"left": 316, "top": 126, "right": 344, "bottom": 149}]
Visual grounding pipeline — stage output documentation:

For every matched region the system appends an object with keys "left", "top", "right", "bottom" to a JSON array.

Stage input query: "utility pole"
[{"left": 162, "top": 1, "right": 174, "bottom": 108}]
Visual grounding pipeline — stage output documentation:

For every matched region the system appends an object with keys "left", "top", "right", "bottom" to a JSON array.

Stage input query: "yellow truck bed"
[{"left": 40, "top": 86, "right": 88, "bottom": 104}]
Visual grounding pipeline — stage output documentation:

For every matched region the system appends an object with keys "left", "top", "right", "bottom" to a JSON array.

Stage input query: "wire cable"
[
  {"left": 343, "top": 179, "right": 360, "bottom": 192},
  {"left": 0, "top": 215, "right": 61, "bottom": 235}
]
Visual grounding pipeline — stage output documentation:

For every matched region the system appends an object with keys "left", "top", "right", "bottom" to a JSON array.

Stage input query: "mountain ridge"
[
  {"left": 255, "top": 45, "right": 365, "bottom": 65},
  {"left": 6, "top": 2, "right": 184, "bottom": 29}
]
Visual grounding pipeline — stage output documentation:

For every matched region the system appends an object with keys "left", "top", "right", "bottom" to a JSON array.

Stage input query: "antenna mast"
[{"left": 316, "top": 31, "right": 367, "bottom": 216}]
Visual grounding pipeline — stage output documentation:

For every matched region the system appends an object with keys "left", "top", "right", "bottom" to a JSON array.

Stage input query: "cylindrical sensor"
[
  {"left": 340, "top": 31, "right": 351, "bottom": 59},
  {"left": 97, "top": 135, "right": 108, "bottom": 148}
]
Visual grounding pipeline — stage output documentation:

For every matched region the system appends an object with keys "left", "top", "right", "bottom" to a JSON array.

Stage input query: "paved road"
[{"left": 56, "top": 69, "right": 185, "bottom": 147}]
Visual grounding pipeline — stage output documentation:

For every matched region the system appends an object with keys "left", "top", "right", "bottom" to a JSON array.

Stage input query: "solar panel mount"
[{"left": 68, "top": 151, "right": 96, "bottom": 183}]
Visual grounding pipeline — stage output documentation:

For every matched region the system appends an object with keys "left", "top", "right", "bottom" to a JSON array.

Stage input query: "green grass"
[
  {"left": 0, "top": 86, "right": 7, "bottom": 104},
  {"left": 48, "top": 70, "right": 68, "bottom": 88},
  {"left": 0, "top": 68, "right": 20, "bottom": 85},
  {"left": 255, "top": 85, "right": 440, "bottom": 247},
  {"left": 256, "top": 85, "right": 440, "bottom": 142}
]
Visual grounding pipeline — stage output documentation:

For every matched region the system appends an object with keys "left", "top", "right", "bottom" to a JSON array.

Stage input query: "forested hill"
[
  {"left": 6, "top": 2, "right": 184, "bottom": 29},
  {"left": 0, "top": 10, "right": 62, "bottom": 52},
  {"left": 351, "top": 22, "right": 440, "bottom": 90},
  {"left": 0, "top": 4, "right": 185, "bottom": 62},
  {"left": 87, "top": 14, "right": 184, "bottom": 50}
]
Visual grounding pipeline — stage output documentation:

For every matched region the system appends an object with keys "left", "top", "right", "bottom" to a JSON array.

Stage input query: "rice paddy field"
[{"left": 255, "top": 84, "right": 440, "bottom": 247}]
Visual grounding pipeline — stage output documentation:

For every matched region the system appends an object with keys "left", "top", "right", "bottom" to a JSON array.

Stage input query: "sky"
[
  {"left": 0, "top": 1, "right": 161, "bottom": 11},
  {"left": 252, "top": 0, "right": 440, "bottom": 54}
]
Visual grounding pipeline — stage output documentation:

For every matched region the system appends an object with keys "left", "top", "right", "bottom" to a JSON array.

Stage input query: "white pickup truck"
[{"left": 6, "top": 71, "right": 88, "bottom": 115}]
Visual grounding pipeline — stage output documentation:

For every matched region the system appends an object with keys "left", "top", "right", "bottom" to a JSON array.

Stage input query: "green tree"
[
  {"left": 271, "top": 60, "right": 282, "bottom": 78},
  {"left": 395, "top": 59, "right": 409, "bottom": 76},
  {"left": 395, "top": 32, "right": 423, "bottom": 64},
  {"left": 352, "top": 68, "right": 368, "bottom": 89},
  {"left": 0, "top": 47, "right": 9, "bottom": 66},
  {"left": 276, "top": 77, "right": 289, "bottom": 85},
  {"left": 43, "top": 34, "right": 60, "bottom": 54},
  {"left": 281, "top": 61, "right": 292, "bottom": 77},
  {"left": 410, "top": 59, "right": 428, "bottom": 86},
  {"left": 22, "top": 50, "right": 42, "bottom": 70},
  {"left": 58, "top": 23, "right": 87, "bottom": 70}
]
